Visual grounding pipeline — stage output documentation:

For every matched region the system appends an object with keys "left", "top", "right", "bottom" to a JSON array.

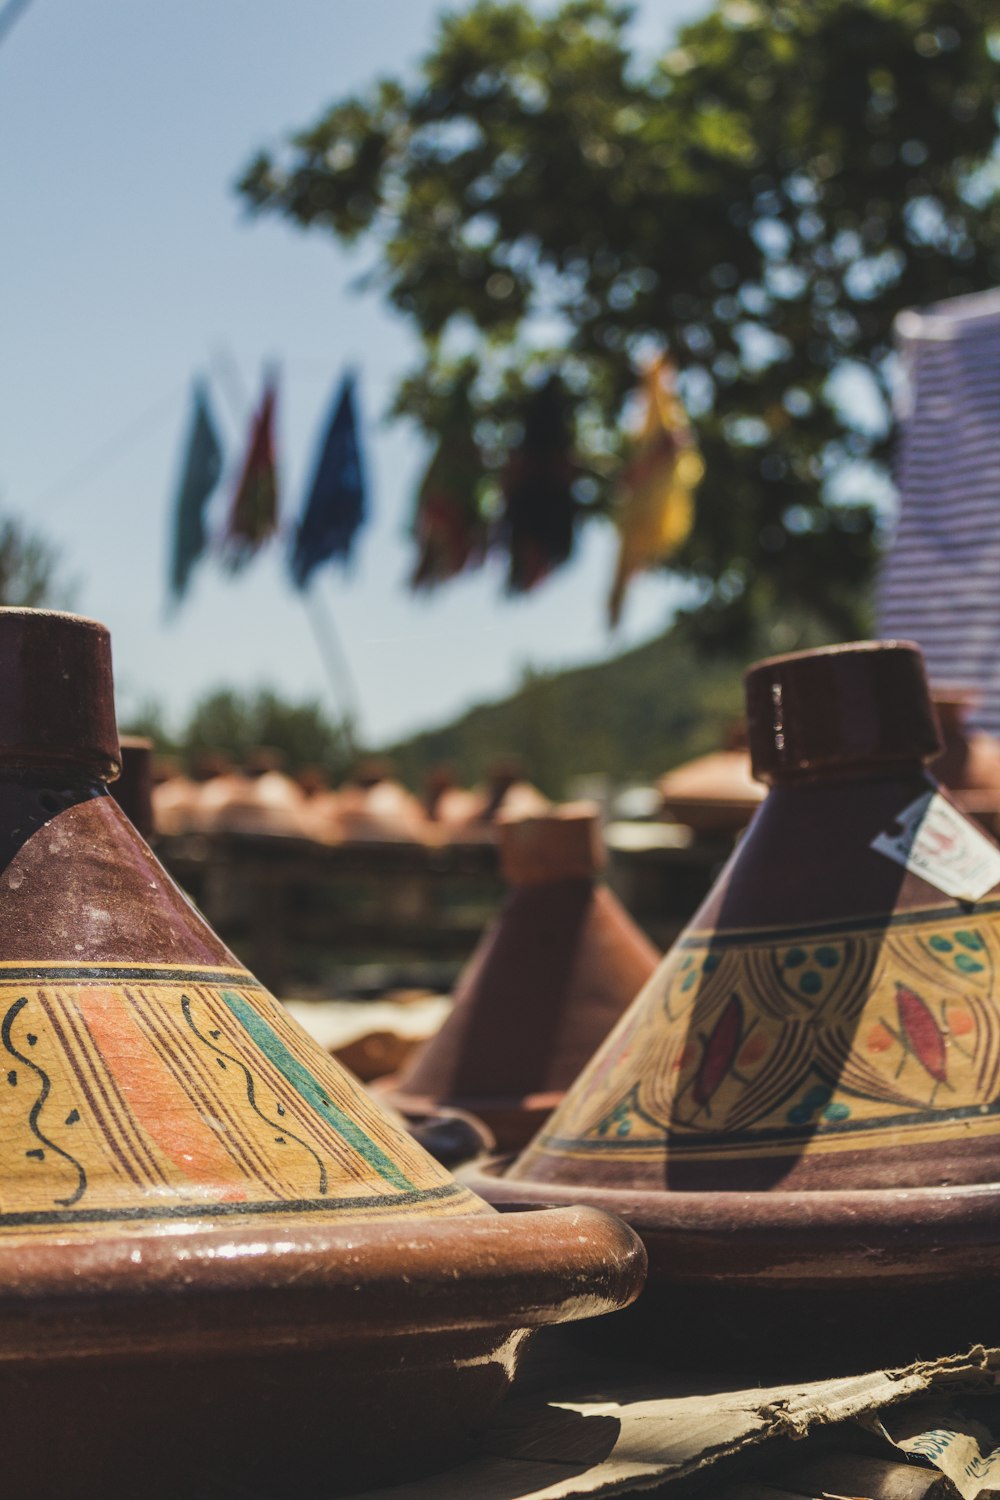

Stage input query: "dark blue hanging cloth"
[{"left": 290, "top": 372, "right": 367, "bottom": 589}]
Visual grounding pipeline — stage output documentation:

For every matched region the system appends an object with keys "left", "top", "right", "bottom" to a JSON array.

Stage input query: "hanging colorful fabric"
[
  {"left": 223, "top": 372, "right": 280, "bottom": 569},
  {"left": 608, "top": 356, "right": 703, "bottom": 626},
  {"left": 500, "top": 375, "right": 579, "bottom": 594},
  {"left": 290, "top": 371, "right": 367, "bottom": 590},
  {"left": 167, "top": 380, "right": 223, "bottom": 608},
  {"left": 410, "top": 377, "right": 487, "bottom": 589}
]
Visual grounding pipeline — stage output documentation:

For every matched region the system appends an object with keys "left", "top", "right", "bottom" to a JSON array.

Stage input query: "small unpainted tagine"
[
  {"left": 0, "top": 610, "right": 645, "bottom": 1499},
  {"left": 109, "top": 733, "right": 154, "bottom": 839},
  {"left": 470, "top": 642, "right": 1000, "bottom": 1369},
  {"left": 385, "top": 804, "right": 659, "bottom": 1151}
]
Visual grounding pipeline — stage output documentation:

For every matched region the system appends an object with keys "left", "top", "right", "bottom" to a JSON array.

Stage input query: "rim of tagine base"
[
  {"left": 462, "top": 1156, "right": 1000, "bottom": 1372},
  {"left": 0, "top": 1202, "right": 645, "bottom": 1365},
  {"left": 461, "top": 1153, "right": 1000, "bottom": 1288}
]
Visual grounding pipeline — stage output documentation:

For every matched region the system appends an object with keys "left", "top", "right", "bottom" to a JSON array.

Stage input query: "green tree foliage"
[
  {"left": 239, "top": 0, "right": 1000, "bottom": 644},
  {"left": 0, "top": 516, "right": 72, "bottom": 607},
  {"left": 122, "top": 688, "right": 353, "bottom": 781},
  {"left": 387, "top": 609, "right": 833, "bottom": 795},
  {"left": 388, "top": 625, "right": 743, "bottom": 794},
  {"left": 120, "top": 701, "right": 180, "bottom": 759}
]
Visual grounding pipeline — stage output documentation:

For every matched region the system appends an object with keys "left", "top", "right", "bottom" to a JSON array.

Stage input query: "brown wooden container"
[
  {"left": 468, "top": 642, "right": 1000, "bottom": 1371},
  {"left": 0, "top": 610, "right": 646, "bottom": 1497},
  {"left": 383, "top": 804, "right": 659, "bottom": 1151}
]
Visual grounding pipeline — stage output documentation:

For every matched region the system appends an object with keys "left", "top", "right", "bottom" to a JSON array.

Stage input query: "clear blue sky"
[{"left": 1, "top": 0, "right": 709, "bottom": 748}]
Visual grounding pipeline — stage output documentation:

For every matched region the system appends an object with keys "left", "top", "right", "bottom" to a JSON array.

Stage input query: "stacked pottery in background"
[
  {"left": 0, "top": 609, "right": 645, "bottom": 1499},
  {"left": 328, "top": 759, "right": 429, "bottom": 844},
  {"left": 197, "top": 749, "right": 314, "bottom": 839},
  {"left": 149, "top": 757, "right": 202, "bottom": 835},
  {"left": 384, "top": 803, "right": 659, "bottom": 1151},
  {"left": 657, "top": 726, "right": 765, "bottom": 837},
  {"left": 469, "top": 642, "right": 1000, "bottom": 1370}
]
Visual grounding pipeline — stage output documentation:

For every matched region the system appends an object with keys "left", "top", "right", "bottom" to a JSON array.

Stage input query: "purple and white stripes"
[{"left": 879, "top": 288, "right": 1000, "bottom": 735}]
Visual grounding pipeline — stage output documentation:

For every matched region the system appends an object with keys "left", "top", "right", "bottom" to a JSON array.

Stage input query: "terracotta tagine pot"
[
  {"left": 657, "top": 737, "right": 764, "bottom": 837},
  {"left": 467, "top": 642, "right": 1000, "bottom": 1371},
  {"left": 109, "top": 733, "right": 155, "bottom": 840},
  {"left": 0, "top": 609, "right": 646, "bottom": 1499},
  {"left": 334, "top": 761, "right": 429, "bottom": 844},
  {"left": 383, "top": 803, "right": 659, "bottom": 1152},
  {"left": 149, "top": 760, "right": 200, "bottom": 836}
]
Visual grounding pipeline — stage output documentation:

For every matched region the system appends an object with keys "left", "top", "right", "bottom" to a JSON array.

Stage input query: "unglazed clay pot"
[
  {"left": 468, "top": 642, "right": 1000, "bottom": 1370},
  {"left": 383, "top": 804, "right": 659, "bottom": 1151},
  {"left": 0, "top": 610, "right": 646, "bottom": 1499},
  {"left": 657, "top": 746, "right": 764, "bottom": 836},
  {"left": 109, "top": 734, "right": 155, "bottom": 839}
]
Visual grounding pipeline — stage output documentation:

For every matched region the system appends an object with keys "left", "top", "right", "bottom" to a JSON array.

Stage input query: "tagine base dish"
[
  {"left": 0, "top": 1205, "right": 644, "bottom": 1500},
  {"left": 463, "top": 1157, "right": 1000, "bottom": 1376}
]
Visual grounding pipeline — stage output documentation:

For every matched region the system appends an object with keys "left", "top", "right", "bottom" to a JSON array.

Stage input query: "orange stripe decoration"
[{"left": 73, "top": 988, "right": 248, "bottom": 1201}]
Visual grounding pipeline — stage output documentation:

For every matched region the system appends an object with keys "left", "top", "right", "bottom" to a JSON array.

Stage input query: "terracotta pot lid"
[
  {"left": 479, "top": 639, "right": 1000, "bottom": 1366},
  {"left": 658, "top": 749, "right": 765, "bottom": 834},
  {"left": 745, "top": 639, "right": 942, "bottom": 783},
  {"left": 498, "top": 800, "right": 604, "bottom": 884},
  {"left": 111, "top": 735, "right": 154, "bottom": 839},
  {"left": 386, "top": 801, "right": 658, "bottom": 1152},
  {"left": 0, "top": 608, "right": 647, "bottom": 1493}
]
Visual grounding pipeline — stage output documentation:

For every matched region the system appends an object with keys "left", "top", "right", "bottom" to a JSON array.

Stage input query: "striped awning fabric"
[{"left": 878, "top": 288, "right": 1000, "bottom": 736}]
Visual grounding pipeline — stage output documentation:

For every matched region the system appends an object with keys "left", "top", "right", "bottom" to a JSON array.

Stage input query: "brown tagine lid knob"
[
  {"left": 467, "top": 639, "right": 1000, "bottom": 1372},
  {"left": 383, "top": 802, "right": 658, "bottom": 1153},
  {"left": 0, "top": 608, "right": 120, "bottom": 779},
  {"left": 0, "top": 610, "right": 645, "bottom": 1498},
  {"left": 745, "top": 639, "right": 942, "bottom": 784},
  {"left": 499, "top": 801, "right": 604, "bottom": 884}
]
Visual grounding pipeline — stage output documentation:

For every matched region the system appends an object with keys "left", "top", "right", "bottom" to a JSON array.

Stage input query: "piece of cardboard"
[
  {"left": 350, "top": 1345, "right": 1000, "bottom": 1500},
  {"left": 879, "top": 1392, "right": 1000, "bottom": 1498}
]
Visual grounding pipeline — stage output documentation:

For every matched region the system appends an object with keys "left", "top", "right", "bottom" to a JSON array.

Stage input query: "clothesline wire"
[
  {"left": 0, "top": 0, "right": 32, "bottom": 48},
  {"left": 207, "top": 342, "right": 364, "bottom": 754},
  {"left": 25, "top": 361, "right": 352, "bottom": 521},
  {"left": 28, "top": 383, "right": 187, "bottom": 518}
]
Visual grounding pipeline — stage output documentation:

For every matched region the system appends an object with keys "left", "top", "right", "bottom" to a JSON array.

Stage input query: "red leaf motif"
[
  {"left": 896, "top": 984, "right": 947, "bottom": 1085},
  {"left": 693, "top": 995, "right": 743, "bottom": 1108}
]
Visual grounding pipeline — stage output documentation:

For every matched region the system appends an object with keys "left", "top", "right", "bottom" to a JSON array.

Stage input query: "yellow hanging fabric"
[{"left": 608, "top": 357, "right": 703, "bottom": 626}]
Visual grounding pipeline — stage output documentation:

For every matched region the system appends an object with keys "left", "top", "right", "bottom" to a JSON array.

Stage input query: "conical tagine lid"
[
  {"left": 385, "top": 803, "right": 658, "bottom": 1151},
  {"left": 469, "top": 641, "right": 1000, "bottom": 1370},
  {"left": 508, "top": 641, "right": 1000, "bottom": 1193},
  {"left": 0, "top": 611, "right": 644, "bottom": 1499}
]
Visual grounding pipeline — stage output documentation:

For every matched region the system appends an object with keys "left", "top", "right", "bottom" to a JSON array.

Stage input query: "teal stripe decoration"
[{"left": 220, "top": 990, "right": 414, "bottom": 1192}]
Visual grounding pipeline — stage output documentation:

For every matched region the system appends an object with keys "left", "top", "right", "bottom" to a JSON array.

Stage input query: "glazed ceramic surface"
[
  {"left": 472, "top": 643, "right": 1000, "bottom": 1369},
  {"left": 0, "top": 611, "right": 646, "bottom": 1498},
  {"left": 511, "top": 645, "right": 1000, "bottom": 1193},
  {"left": 511, "top": 846, "right": 1000, "bottom": 1193}
]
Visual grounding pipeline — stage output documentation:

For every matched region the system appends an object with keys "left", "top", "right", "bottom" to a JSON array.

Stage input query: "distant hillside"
[{"left": 386, "top": 627, "right": 754, "bottom": 799}]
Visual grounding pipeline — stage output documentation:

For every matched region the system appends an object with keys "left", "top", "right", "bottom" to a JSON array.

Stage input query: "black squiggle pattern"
[
  {"left": 1, "top": 997, "right": 86, "bottom": 1207},
  {"left": 180, "top": 996, "right": 328, "bottom": 1195}
]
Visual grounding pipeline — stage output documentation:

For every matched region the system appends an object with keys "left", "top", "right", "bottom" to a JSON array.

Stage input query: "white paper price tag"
[{"left": 871, "top": 790, "right": 1000, "bottom": 903}]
